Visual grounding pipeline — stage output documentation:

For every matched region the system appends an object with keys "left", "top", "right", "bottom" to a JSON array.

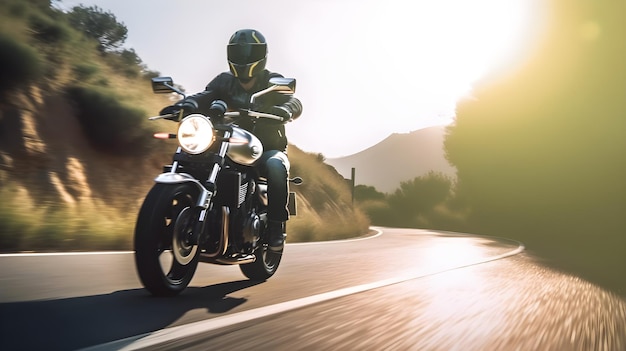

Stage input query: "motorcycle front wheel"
[{"left": 134, "top": 183, "right": 200, "bottom": 297}]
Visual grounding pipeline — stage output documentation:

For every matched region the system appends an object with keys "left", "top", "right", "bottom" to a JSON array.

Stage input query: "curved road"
[{"left": 1, "top": 227, "right": 625, "bottom": 350}]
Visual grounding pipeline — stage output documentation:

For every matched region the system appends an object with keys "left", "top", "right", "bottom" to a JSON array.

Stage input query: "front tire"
[{"left": 134, "top": 183, "right": 200, "bottom": 296}]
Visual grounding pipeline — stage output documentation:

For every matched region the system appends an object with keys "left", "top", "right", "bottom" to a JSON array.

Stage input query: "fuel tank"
[{"left": 227, "top": 127, "right": 263, "bottom": 165}]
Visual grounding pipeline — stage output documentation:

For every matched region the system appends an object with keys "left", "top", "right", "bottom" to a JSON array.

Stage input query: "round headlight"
[{"left": 177, "top": 114, "right": 214, "bottom": 154}]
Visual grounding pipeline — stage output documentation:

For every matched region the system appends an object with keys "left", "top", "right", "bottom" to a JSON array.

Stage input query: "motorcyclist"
[{"left": 159, "top": 29, "right": 303, "bottom": 251}]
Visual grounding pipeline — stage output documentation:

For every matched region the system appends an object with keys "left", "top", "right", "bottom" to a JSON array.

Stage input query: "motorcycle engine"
[
  {"left": 242, "top": 210, "right": 261, "bottom": 247},
  {"left": 223, "top": 171, "right": 260, "bottom": 251}
]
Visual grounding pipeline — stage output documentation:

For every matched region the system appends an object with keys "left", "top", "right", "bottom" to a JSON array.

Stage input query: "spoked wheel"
[
  {"left": 134, "top": 183, "right": 200, "bottom": 296},
  {"left": 240, "top": 230, "right": 283, "bottom": 281}
]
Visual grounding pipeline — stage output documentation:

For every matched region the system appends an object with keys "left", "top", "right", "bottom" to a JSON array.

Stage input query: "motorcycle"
[{"left": 134, "top": 76, "right": 301, "bottom": 297}]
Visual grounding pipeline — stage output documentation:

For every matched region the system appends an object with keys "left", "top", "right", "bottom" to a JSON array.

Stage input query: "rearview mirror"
[
  {"left": 268, "top": 77, "right": 296, "bottom": 93},
  {"left": 152, "top": 76, "right": 186, "bottom": 98},
  {"left": 151, "top": 76, "right": 176, "bottom": 94},
  {"left": 250, "top": 78, "right": 296, "bottom": 104}
]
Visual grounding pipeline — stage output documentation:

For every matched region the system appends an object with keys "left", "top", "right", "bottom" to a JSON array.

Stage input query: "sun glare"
[
  {"left": 422, "top": 237, "right": 486, "bottom": 268},
  {"left": 348, "top": 0, "right": 545, "bottom": 134},
  {"left": 426, "top": 0, "right": 542, "bottom": 92}
]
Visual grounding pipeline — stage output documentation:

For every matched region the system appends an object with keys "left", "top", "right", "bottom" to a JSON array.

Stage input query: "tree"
[
  {"left": 354, "top": 185, "right": 385, "bottom": 202},
  {"left": 67, "top": 5, "right": 127, "bottom": 52},
  {"left": 444, "top": 0, "right": 626, "bottom": 291},
  {"left": 387, "top": 172, "right": 452, "bottom": 223}
]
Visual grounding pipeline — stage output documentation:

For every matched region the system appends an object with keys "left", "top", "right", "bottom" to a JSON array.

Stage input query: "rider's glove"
[
  {"left": 269, "top": 105, "right": 293, "bottom": 122},
  {"left": 208, "top": 100, "right": 227, "bottom": 119},
  {"left": 159, "top": 101, "right": 197, "bottom": 121},
  {"left": 159, "top": 105, "right": 179, "bottom": 117}
]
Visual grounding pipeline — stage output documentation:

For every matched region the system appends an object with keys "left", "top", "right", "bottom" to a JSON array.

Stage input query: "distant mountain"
[{"left": 325, "top": 126, "right": 456, "bottom": 193}]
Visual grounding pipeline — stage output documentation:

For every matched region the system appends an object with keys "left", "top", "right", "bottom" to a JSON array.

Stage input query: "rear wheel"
[
  {"left": 240, "top": 231, "right": 283, "bottom": 281},
  {"left": 134, "top": 183, "right": 200, "bottom": 296}
]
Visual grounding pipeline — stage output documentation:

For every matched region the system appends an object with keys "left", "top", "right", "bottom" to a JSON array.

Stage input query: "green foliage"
[
  {"left": 354, "top": 184, "right": 385, "bottom": 202},
  {"left": 444, "top": 0, "right": 626, "bottom": 293},
  {"left": 65, "top": 85, "right": 148, "bottom": 154},
  {"left": 28, "top": 10, "right": 72, "bottom": 43},
  {"left": 6, "top": 1, "right": 29, "bottom": 17},
  {"left": 143, "top": 69, "right": 162, "bottom": 80},
  {"left": 288, "top": 145, "right": 371, "bottom": 242},
  {"left": 0, "top": 186, "right": 134, "bottom": 252},
  {"left": 0, "top": 34, "right": 44, "bottom": 96},
  {"left": 6, "top": 1, "right": 161, "bottom": 150},
  {"left": 0, "top": 187, "right": 37, "bottom": 251},
  {"left": 315, "top": 153, "right": 325, "bottom": 163},
  {"left": 357, "top": 199, "right": 393, "bottom": 226},
  {"left": 356, "top": 172, "right": 458, "bottom": 229},
  {"left": 103, "top": 49, "right": 143, "bottom": 78},
  {"left": 290, "top": 149, "right": 352, "bottom": 209},
  {"left": 389, "top": 171, "right": 452, "bottom": 216},
  {"left": 119, "top": 48, "right": 141, "bottom": 66},
  {"left": 72, "top": 62, "right": 100, "bottom": 81},
  {"left": 67, "top": 5, "right": 128, "bottom": 52}
]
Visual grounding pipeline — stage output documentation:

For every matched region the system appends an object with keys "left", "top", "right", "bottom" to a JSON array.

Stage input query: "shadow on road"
[{"left": 0, "top": 279, "right": 264, "bottom": 351}]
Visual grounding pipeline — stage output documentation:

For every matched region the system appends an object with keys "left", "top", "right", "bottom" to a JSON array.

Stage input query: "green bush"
[
  {"left": 102, "top": 50, "right": 142, "bottom": 78},
  {"left": 67, "top": 5, "right": 128, "bottom": 52},
  {"left": 0, "top": 34, "right": 43, "bottom": 96},
  {"left": 354, "top": 184, "right": 385, "bottom": 202},
  {"left": 143, "top": 69, "right": 161, "bottom": 79},
  {"left": 72, "top": 62, "right": 100, "bottom": 81},
  {"left": 357, "top": 199, "right": 394, "bottom": 226},
  {"left": 7, "top": 1, "right": 28, "bottom": 17},
  {"left": 28, "top": 11, "right": 72, "bottom": 43},
  {"left": 65, "top": 85, "right": 150, "bottom": 154},
  {"left": 0, "top": 201, "right": 135, "bottom": 253}
]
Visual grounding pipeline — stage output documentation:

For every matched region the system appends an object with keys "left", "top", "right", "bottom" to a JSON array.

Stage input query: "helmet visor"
[{"left": 228, "top": 43, "right": 266, "bottom": 65}]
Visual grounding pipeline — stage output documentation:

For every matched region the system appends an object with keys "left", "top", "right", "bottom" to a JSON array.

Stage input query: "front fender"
[{"left": 154, "top": 173, "right": 210, "bottom": 208}]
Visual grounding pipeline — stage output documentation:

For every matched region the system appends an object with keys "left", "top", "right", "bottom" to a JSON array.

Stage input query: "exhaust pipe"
[{"left": 200, "top": 253, "right": 256, "bottom": 265}]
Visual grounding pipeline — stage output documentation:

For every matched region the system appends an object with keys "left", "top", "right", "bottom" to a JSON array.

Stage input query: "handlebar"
[
  {"left": 148, "top": 110, "right": 285, "bottom": 122},
  {"left": 149, "top": 77, "right": 295, "bottom": 122},
  {"left": 224, "top": 110, "right": 285, "bottom": 121},
  {"left": 148, "top": 113, "right": 176, "bottom": 121}
]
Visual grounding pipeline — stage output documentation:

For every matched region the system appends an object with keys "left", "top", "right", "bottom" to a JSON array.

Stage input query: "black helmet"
[{"left": 227, "top": 29, "right": 267, "bottom": 80}]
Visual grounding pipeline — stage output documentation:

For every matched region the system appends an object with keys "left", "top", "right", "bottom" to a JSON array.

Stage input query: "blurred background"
[{"left": 0, "top": 0, "right": 624, "bottom": 295}]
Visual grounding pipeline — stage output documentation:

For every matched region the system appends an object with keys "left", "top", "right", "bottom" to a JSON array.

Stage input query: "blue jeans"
[{"left": 256, "top": 150, "right": 290, "bottom": 221}]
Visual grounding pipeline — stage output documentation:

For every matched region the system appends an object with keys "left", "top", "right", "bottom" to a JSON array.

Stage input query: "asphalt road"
[{"left": 1, "top": 227, "right": 625, "bottom": 350}]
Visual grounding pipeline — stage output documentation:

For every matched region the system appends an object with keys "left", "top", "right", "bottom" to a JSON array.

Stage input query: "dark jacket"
[{"left": 181, "top": 70, "right": 302, "bottom": 152}]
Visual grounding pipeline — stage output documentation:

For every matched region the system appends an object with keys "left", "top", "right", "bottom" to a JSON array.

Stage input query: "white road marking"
[
  {"left": 0, "top": 251, "right": 132, "bottom": 258},
  {"left": 79, "top": 231, "right": 524, "bottom": 351},
  {"left": 0, "top": 228, "right": 384, "bottom": 258},
  {"left": 288, "top": 227, "right": 383, "bottom": 245}
]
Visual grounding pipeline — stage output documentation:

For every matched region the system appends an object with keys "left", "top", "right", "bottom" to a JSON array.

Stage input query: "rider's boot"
[{"left": 267, "top": 220, "right": 285, "bottom": 252}]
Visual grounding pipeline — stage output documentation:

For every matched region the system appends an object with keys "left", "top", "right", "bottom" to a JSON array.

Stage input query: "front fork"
[{"left": 157, "top": 130, "right": 232, "bottom": 256}]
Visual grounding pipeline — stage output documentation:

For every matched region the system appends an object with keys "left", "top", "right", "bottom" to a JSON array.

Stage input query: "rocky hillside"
[
  {"left": 0, "top": 0, "right": 368, "bottom": 251},
  {"left": 0, "top": 85, "right": 369, "bottom": 251}
]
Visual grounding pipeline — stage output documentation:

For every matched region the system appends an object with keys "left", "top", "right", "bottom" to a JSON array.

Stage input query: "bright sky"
[{"left": 57, "top": 0, "right": 545, "bottom": 157}]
